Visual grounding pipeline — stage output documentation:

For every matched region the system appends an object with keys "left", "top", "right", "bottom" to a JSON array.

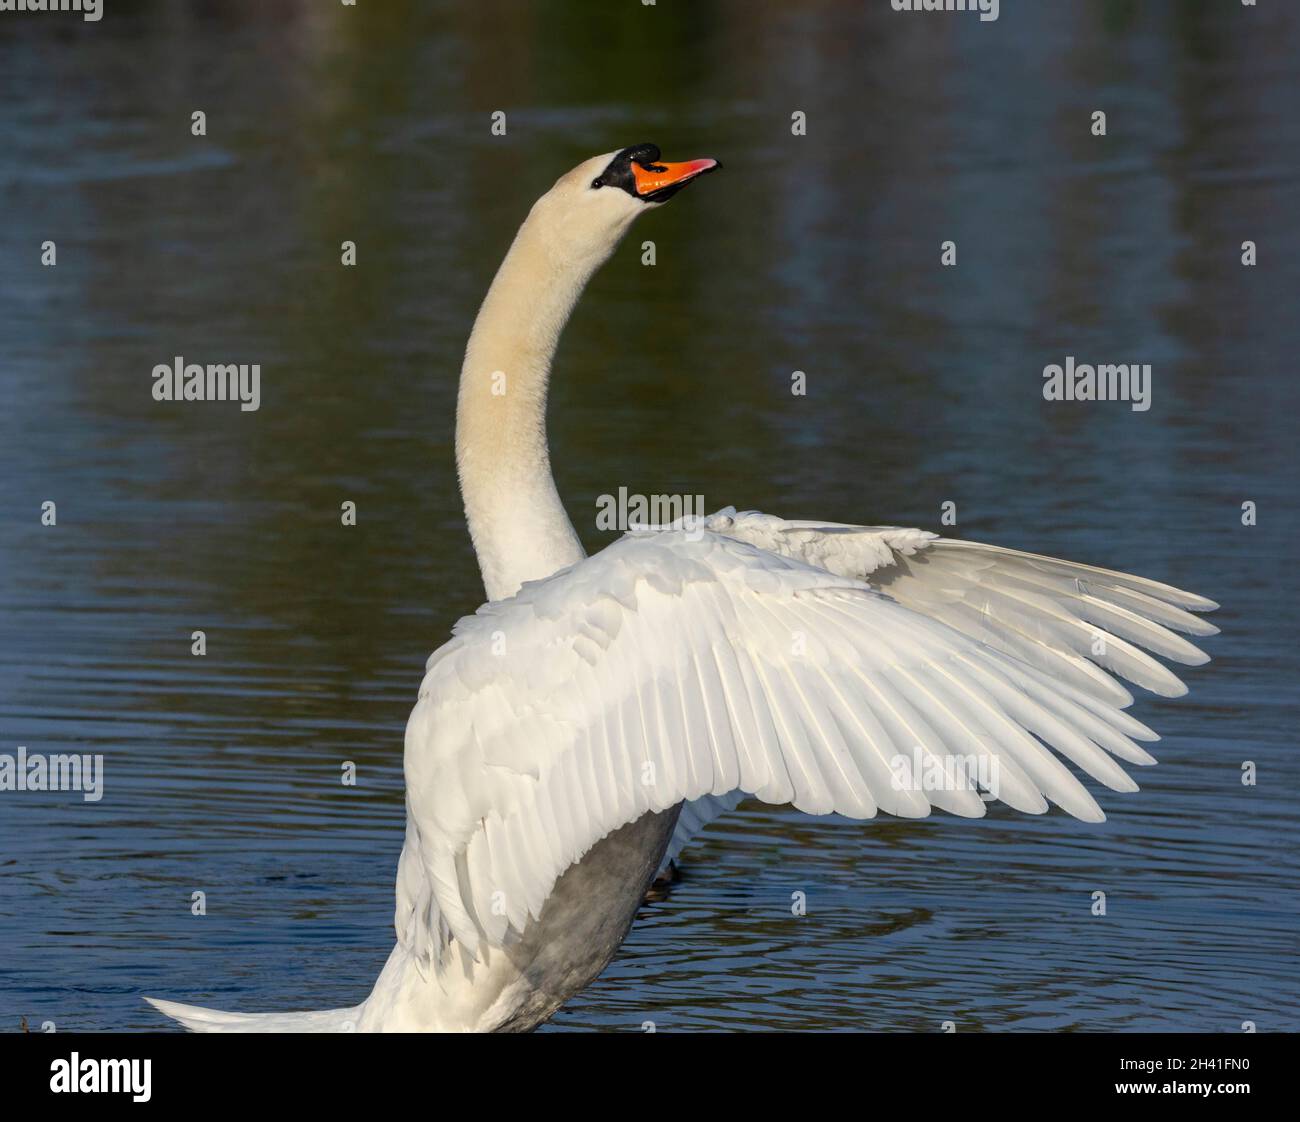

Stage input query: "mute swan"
[{"left": 147, "top": 143, "right": 1217, "bottom": 1032}]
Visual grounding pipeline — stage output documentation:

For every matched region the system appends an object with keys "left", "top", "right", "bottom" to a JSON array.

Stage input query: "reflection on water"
[{"left": 1, "top": 1, "right": 1297, "bottom": 1031}]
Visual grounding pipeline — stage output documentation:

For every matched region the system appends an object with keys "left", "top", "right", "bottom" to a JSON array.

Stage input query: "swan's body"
[{"left": 148, "top": 145, "right": 1217, "bottom": 1033}]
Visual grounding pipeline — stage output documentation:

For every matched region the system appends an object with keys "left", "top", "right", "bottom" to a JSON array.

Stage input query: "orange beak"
[{"left": 631, "top": 157, "right": 720, "bottom": 200}]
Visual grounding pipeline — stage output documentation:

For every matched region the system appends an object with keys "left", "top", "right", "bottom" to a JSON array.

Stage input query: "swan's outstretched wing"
[
  {"left": 654, "top": 507, "right": 1218, "bottom": 864},
  {"left": 397, "top": 516, "right": 1215, "bottom": 970}
]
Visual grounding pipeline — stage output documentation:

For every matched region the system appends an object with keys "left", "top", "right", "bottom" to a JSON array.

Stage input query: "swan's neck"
[{"left": 456, "top": 204, "right": 615, "bottom": 601}]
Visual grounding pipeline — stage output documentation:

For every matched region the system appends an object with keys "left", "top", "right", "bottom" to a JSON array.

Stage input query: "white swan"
[{"left": 147, "top": 144, "right": 1217, "bottom": 1032}]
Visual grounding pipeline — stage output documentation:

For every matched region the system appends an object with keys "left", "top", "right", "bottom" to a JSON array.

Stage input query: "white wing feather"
[{"left": 396, "top": 511, "right": 1216, "bottom": 970}]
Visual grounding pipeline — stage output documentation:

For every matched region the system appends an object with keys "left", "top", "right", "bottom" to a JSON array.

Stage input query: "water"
[{"left": 1, "top": 0, "right": 1297, "bottom": 1032}]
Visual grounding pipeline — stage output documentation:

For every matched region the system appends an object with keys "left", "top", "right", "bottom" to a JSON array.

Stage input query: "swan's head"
[{"left": 531, "top": 143, "right": 719, "bottom": 262}]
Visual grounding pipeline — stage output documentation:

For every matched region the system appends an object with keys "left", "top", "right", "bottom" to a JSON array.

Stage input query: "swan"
[{"left": 147, "top": 143, "right": 1218, "bottom": 1032}]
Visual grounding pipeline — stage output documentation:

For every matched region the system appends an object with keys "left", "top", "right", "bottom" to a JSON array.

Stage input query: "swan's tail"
[{"left": 145, "top": 996, "right": 363, "bottom": 1033}]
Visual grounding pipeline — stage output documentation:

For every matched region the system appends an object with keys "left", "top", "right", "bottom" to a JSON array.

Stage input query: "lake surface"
[{"left": 1, "top": 1, "right": 1297, "bottom": 1032}]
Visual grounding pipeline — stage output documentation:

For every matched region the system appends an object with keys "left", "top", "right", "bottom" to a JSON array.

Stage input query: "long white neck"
[{"left": 456, "top": 202, "right": 615, "bottom": 602}]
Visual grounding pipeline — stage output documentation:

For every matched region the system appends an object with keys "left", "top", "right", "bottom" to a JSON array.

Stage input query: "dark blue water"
[{"left": 1, "top": 1, "right": 1296, "bottom": 1032}]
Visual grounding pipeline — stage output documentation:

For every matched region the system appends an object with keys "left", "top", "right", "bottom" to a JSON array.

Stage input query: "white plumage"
[
  {"left": 148, "top": 147, "right": 1215, "bottom": 1033},
  {"left": 395, "top": 508, "right": 1215, "bottom": 971}
]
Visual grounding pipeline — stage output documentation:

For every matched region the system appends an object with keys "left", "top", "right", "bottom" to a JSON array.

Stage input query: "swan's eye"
[{"left": 590, "top": 177, "right": 604, "bottom": 189}]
